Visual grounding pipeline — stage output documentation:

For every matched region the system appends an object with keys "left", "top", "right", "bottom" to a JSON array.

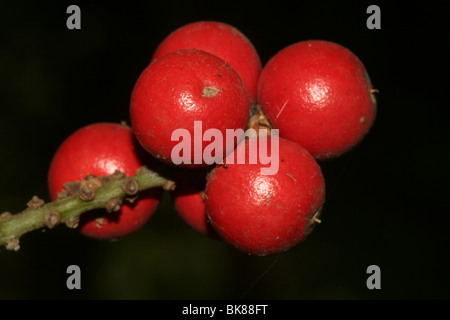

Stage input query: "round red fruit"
[
  {"left": 171, "top": 168, "right": 215, "bottom": 237},
  {"left": 48, "top": 123, "right": 163, "bottom": 239},
  {"left": 130, "top": 49, "right": 250, "bottom": 168},
  {"left": 205, "top": 136, "right": 325, "bottom": 256},
  {"left": 257, "top": 40, "right": 377, "bottom": 159},
  {"left": 153, "top": 21, "right": 261, "bottom": 103}
]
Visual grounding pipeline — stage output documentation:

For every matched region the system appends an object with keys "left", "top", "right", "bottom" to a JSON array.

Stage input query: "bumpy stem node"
[
  {"left": 106, "top": 198, "right": 123, "bottom": 213},
  {"left": 27, "top": 196, "right": 44, "bottom": 209},
  {"left": 0, "top": 166, "right": 173, "bottom": 250},
  {"left": 45, "top": 211, "right": 61, "bottom": 229}
]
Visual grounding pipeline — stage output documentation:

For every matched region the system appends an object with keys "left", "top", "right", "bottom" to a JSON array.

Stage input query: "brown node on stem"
[
  {"left": 78, "top": 176, "right": 103, "bottom": 201},
  {"left": 57, "top": 189, "right": 69, "bottom": 199},
  {"left": 106, "top": 198, "right": 123, "bottom": 213},
  {"left": 163, "top": 180, "right": 176, "bottom": 191},
  {"left": 65, "top": 217, "right": 79, "bottom": 229},
  {"left": 83, "top": 174, "right": 102, "bottom": 189},
  {"left": 246, "top": 104, "right": 273, "bottom": 137},
  {"left": 100, "top": 175, "right": 113, "bottom": 186},
  {"left": 112, "top": 169, "right": 126, "bottom": 180},
  {"left": 64, "top": 181, "right": 81, "bottom": 196},
  {"left": 6, "top": 238, "right": 20, "bottom": 251},
  {"left": 45, "top": 211, "right": 61, "bottom": 229},
  {"left": 0, "top": 211, "right": 12, "bottom": 219},
  {"left": 123, "top": 177, "right": 139, "bottom": 196},
  {"left": 65, "top": 175, "right": 104, "bottom": 200},
  {"left": 136, "top": 166, "right": 149, "bottom": 175},
  {"left": 78, "top": 183, "right": 95, "bottom": 201},
  {"left": 27, "top": 196, "right": 44, "bottom": 209}
]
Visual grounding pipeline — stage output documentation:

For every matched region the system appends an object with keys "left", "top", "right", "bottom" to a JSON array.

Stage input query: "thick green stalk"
[{"left": 0, "top": 167, "right": 173, "bottom": 250}]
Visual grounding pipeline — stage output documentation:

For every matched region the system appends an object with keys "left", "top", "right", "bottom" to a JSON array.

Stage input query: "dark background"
[{"left": 0, "top": 0, "right": 449, "bottom": 300}]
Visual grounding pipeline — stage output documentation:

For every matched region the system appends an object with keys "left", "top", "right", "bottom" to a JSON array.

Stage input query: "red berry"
[
  {"left": 152, "top": 21, "right": 261, "bottom": 103},
  {"left": 205, "top": 136, "right": 325, "bottom": 256},
  {"left": 257, "top": 40, "right": 377, "bottom": 159},
  {"left": 171, "top": 168, "right": 215, "bottom": 237},
  {"left": 48, "top": 123, "right": 163, "bottom": 239},
  {"left": 130, "top": 49, "right": 250, "bottom": 168}
]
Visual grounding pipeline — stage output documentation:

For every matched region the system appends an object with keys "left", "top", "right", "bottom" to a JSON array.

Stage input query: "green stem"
[{"left": 0, "top": 167, "right": 173, "bottom": 250}]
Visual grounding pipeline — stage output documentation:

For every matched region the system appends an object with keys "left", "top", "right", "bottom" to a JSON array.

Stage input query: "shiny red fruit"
[
  {"left": 48, "top": 123, "right": 163, "bottom": 239},
  {"left": 257, "top": 40, "right": 377, "bottom": 159},
  {"left": 130, "top": 49, "right": 250, "bottom": 168},
  {"left": 171, "top": 168, "right": 215, "bottom": 237},
  {"left": 152, "top": 21, "right": 261, "bottom": 103},
  {"left": 205, "top": 136, "right": 325, "bottom": 256}
]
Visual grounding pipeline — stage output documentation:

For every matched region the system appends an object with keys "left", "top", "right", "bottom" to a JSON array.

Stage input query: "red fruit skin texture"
[
  {"left": 152, "top": 21, "right": 261, "bottom": 103},
  {"left": 205, "top": 137, "right": 325, "bottom": 256},
  {"left": 171, "top": 171, "right": 213, "bottom": 237},
  {"left": 173, "top": 184, "right": 209, "bottom": 236},
  {"left": 130, "top": 49, "right": 250, "bottom": 168},
  {"left": 48, "top": 123, "right": 163, "bottom": 239},
  {"left": 257, "top": 40, "right": 377, "bottom": 159}
]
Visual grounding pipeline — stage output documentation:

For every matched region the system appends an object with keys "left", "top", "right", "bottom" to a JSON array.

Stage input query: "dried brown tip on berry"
[
  {"left": 360, "top": 116, "right": 366, "bottom": 124},
  {"left": 65, "top": 218, "right": 79, "bottom": 229},
  {"left": 45, "top": 211, "right": 61, "bottom": 229},
  {"left": 123, "top": 178, "right": 139, "bottom": 196},
  {"left": 246, "top": 104, "right": 273, "bottom": 136},
  {"left": 95, "top": 218, "right": 106, "bottom": 228},
  {"left": 106, "top": 198, "right": 123, "bottom": 213},
  {"left": 163, "top": 181, "right": 176, "bottom": 191},
  {"left": 6, "top": 238, "right": 20, "bottom": 251},
  {"left": 78, "top": 184, "right": 95, "bottom": 201},
  {"left": 27, "top": 196, "right": 44, "bottom": 209},
  {"left": 202, "top": 86, "right": 220, "bottom": 98}
]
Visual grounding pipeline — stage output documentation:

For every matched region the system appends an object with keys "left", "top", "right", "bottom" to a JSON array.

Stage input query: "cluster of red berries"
[{"left": 48, "top": 21, "right": 377, "bottom": 256}]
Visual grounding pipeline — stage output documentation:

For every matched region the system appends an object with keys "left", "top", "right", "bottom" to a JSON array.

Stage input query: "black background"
[{"left": 0, "top": 0, "right": 449, "bottom": 300}]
